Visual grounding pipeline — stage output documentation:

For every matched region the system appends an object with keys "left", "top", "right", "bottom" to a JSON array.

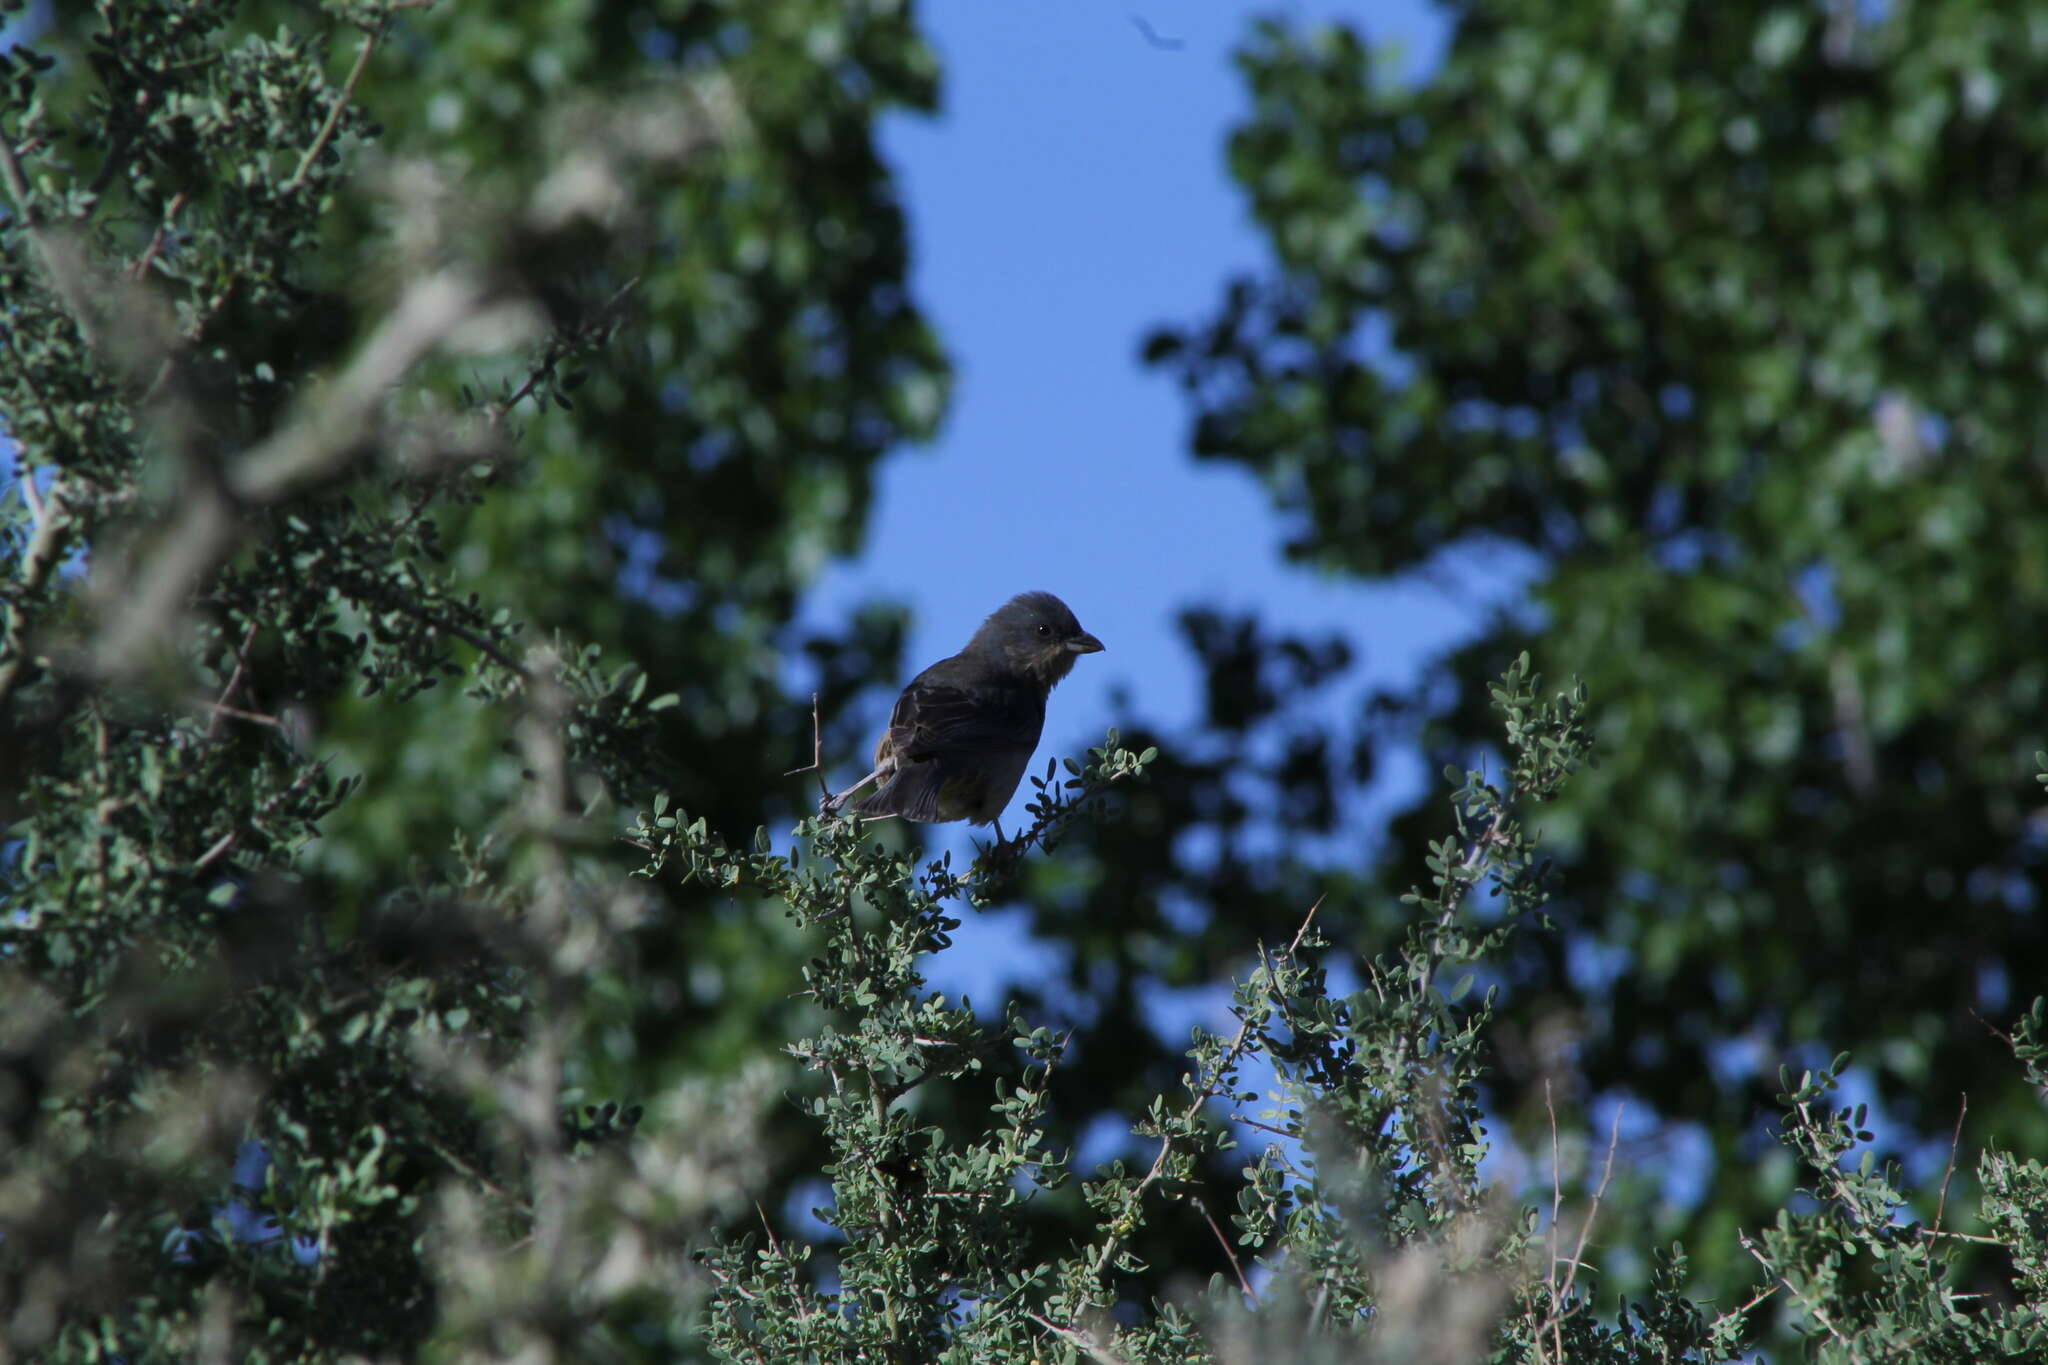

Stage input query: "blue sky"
[
  {"left": 809, "top": 2, "right": 1467, "bottom": 747},
  {"left": 795, "top": 3, "right": 1543, "bottom": 994},
  {"left": 781, "top": 2, "right": 1588, "bottom": 1201},
  {"left": 0, "top": 1, "right": 1505, "bottom": 997},
  {"left": 2, "top": 0, "right": 1744, "bottom": 1253}
]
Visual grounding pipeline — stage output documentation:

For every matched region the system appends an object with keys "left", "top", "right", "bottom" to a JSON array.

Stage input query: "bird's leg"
[
  {"left": 821, "top": 764, "right": 887, "bottom": 817},
  {"left": 967, "top": 819, "right": 1009, "bottom": 866}
]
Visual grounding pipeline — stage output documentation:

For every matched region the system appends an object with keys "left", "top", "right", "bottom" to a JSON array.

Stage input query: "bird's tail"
[{"left": 855, "top": 762, "right": 945, "bottom": 822}]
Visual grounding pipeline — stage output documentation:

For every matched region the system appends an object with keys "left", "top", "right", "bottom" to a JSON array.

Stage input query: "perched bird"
[{"left": 825, "top": 592, "right": 1104, "bottom": 837}]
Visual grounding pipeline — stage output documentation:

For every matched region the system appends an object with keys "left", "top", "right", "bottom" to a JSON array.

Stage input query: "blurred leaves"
[
  {"left": 10, "top": 0, "right": 2048, "bottom": 1361},
  {"left": 1151, "top": 0, "right": 2048, "bottom": 1305}
]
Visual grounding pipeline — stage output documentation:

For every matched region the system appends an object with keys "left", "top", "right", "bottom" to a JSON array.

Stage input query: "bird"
[{"left": 823, "top": 592, "right": 1104, "bottom": 839}]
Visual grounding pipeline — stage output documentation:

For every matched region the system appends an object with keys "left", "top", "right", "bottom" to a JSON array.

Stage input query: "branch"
[
  {"left": 1193, "top": 1195, "right": 1258, "bottom": 1305},
  {"left": 1931, "top": 1094, "right": 1967, "bottom": 1237},
  {"left": 1089, "top": 1022, "right": 1250, "bottom": 1283},
  {"left": 190, "top": 761, "right": 325, "bottom": 874},
  {"left": 487, "top": 277, "right": 640, "bottom": 426},
  {"left": 1387, "top": 787, "right": 1511, "bottom": 1090},
  {"left": 1026, "top": 1313, "right": 1128, "bottom": 1365},
  {"left": 0, "top": 130, "right": 115, "bottom": 357},
  {"left": 203, "top": 619, "right": 261, "bottom": 739},
  {"left": 0, "top": 476, "right": 71, "bottom": 710},
  {"left": 1078, "top": 899, "right": 1319, "bottom": 1288},
  {"left": 1540, "top": 1081, "right": 1565, "bottom": 1364},
  {"left": 782, "top": 693, "right": 832, "bottom": 800},
  {"left": 129, "top": 190, "right": 189, "bottom": 279},
  {"left": 347, "top": 575, "right": 529, "bottom": 680},
  {"left": 285, "top": 19, "right": 384, "bottom": 194},
  {"left": 1540, "top": 1102, "right": 1624, "bottom": 1361},
  {"left": 93, "top": 269, "right": 495, "bottom": 677},
  {"left": 1708, "top": 1281, "right": 1780, "bottom": 1340},
  {"left": 1741, "top": 1233, "right": 1867, "bottom": 1365}
]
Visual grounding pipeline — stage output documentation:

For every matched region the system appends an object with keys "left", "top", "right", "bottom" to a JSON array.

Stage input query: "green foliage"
[
  {"left": 9, "top": 2, "right": 2048, "bottom": 1363},
  {"left": 1148, "top": 0, "right": 2048, "bottom": 1309},
  {"left": 0, "top": 0, "right": 931, "bottom": 1357}
]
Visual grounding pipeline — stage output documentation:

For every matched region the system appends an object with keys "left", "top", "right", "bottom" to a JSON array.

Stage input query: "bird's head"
[{"left": 968, "top": 591, "right": 1104, "bottom": 689}]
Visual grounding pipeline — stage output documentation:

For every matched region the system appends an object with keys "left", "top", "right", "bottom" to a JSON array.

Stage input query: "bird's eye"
[{"left": 1035, "top": 624, "right": 1052, "bottom": 637}]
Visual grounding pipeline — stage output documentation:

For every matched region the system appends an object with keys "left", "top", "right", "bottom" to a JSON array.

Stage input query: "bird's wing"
[{"left": 883, "top": 661, "right": 1044, "bottom": 762}]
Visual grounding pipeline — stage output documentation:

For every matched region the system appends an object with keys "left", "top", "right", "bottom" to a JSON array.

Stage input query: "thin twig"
[
  {"left": 1226, "top": 1113, "right": 1297, "bottom": 1140},
  {"left": 192, "top": 828, "right": 240, "bottom": 874},
  {"left": 1709, "top": 1280, "right": 1780, "bottom": 1335},
  {"left": 755, "top": 1201, "right": 820, "bottom": 1327},
  {"left": 286, "top": 22, "right": 383, "bottom": 194},
  {"left": 349, "top": 576, "right": 529, "bottom": 679},
  {"left": 1091, "top": 1027, "right": 1248, "bottom": 1281},
  {"left": 130, "top": 190, "right": 189, "bottom": 279},
  {"left": 427, "top": 1136, "right": 531, "bottom": 1214},
  {"left": 204, "top": 620, "right": 262, "bottom": 739},
  {"left": 1286, "top": 894, "right": 1323, "bottom": 955},
  {"left": 782, "top": 693, "right": 828, "bottom": 791},
  {"left": 1082, "top": 899, "right": 1320, "bottom": 1286},
  {"left": 1932, "top": 1094, "right": 1967, "bottom": 1237},
  {"left": 1552, "top": 1101, "right": 1624, "bottom": 1352},
  {"left": 1025, "top": 1313, "right": 1128, "bottom": 1365},
  {"left": 1742, "top": 1233, "right": 1866, "bottom": 1364},
  {"left": 1923, "top": 1229, "right": 2007, "bottom": 1246},
  {"left": 0, "top": 122, "right": 39, "bottom": 209},
  {"left": 200, "top": 702, "right": 283, "bottom": 731},
  {"left": 1193, "top": 1196, "right": 1258, "bottom": 1305},
  {"left": 1543, "top": 1080, "right": 1565, "bottom": 1363},
  {"left": 1388, "top": 793, "right": 1511, "bottom": 1095},
  {"left": 1255, "top": 896, "right": 1324, "bottom": 1053},
  {"left": 85, "top": 91, "right": 152, "bottom": 199},
  {"left": 0, "top": 129, "right": 114, "bottom": 360},
  {"left": 191, "top": 763, "right": 325, "bottom": 873},
  {"left": 488, "top": 276, "right": 640, "bottom": 425}
]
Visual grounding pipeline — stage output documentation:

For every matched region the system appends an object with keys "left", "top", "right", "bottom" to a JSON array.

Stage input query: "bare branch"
[
  {"left": 1556, "top": 1104, "right": 1623, "bottom": 1323},
  {"left": 782, "top": 693, "right": 827, "bottom": 787},
  {"left": 1193, "top": 1195, "right": 1258, "bottom": 1306},
  {"left": 1932, "top": 1094, "right": 1967, "bottom": 1237}
]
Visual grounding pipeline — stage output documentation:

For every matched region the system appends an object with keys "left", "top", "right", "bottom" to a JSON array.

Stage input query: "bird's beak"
[{"left": 1068, "top": 632, "right": 1105, "bottom": 655}]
